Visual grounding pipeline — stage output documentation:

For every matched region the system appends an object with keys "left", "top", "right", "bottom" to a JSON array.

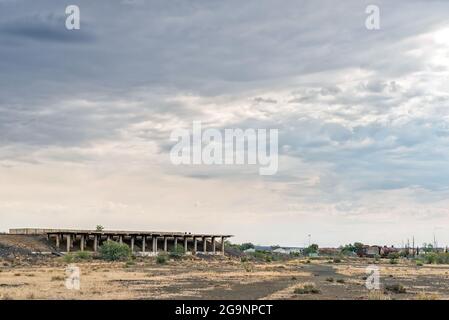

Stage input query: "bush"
[
  {"left": 385, "top": 284, "right": 406, "bottom": 294},
  {"left": 239, "top": 243, "right": 255, "bottom": 251},
  {"left": 387, "top": 252, "right": 400, "bottom": 260},
  {"left": 63, "top": 251, "right": 92, "bottom": 263},
  {"left": 293, "top": 283, "right": 320, "bottom": 294},
  {"left": 156, "top": 254, "right": 168, "bottom": 264},
  {"left": 336, "top": 279, "right": 345, "bottom": 284},
  {"left": 423, "top": 252, "right": 449, "bottom": 264},
  {"left": 325, "top": 277, "right": 334, "bottom": 282},
  {"left": 333, "top": 258, "right": 342, "bottom": 263},
  {"left": 242, "top": 262, "right": 254, "bottom": 272},
  {"left": 63, "top": 253, "right": 75, "bottom": 263},
  {"left": 303, "top": 244, "right": 319, "bottom": 256},
  {"left": 169, "top": 246, "right": 185, "bottom": 259},
  {"left": 74, "top": 251, "right": 92, "bottom": 260},
  {"left": 389, "top": 258, "right": 398, "bottom": 264},
  {"left": 99, "top": 241, "right": 131, "bottom": 261}
]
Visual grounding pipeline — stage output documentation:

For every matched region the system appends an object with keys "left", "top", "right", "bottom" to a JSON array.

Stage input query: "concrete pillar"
[
  {"left": 194, "top": 237, "right": 198, "bottom": 253},
  {"left": 131, "top": 237, "right": 135, "bottom": 252},
  {"left": 66, "top": 234, "right": 71, "bottom": 253},
  {"left": 142, "top": 236, "right": 146, "bottom": 252},
  {"left": 80, "top": 235, "right": 85, "bottom": 251},
  {"left": 55, "top": 235, "right": 60, "bottom": 249},
  {"left": 174, "top": 238, "right": 178, "bottom": 250},
  {"left": 94, "top": 235, "right": 98, "bottom": 252},
  {"left": 203, "top": 237, "right": 207, "bottom": 253},
  {"left": 184, "top": 237, "right": 188, "bottom": 253},
  {"left": 221, "top": 237, "right": 225, "bottom": 255},
  {"left": 152, "top": 236, "right": 157, "bottom": 253},
  {"left": 212, "top": 237, "right": 216, "bottom": 253},
  {"left": 119, "top": 236, "right": 123, "bottom": 244},
  {"left": 163, "top": 237, "right": 168, "bottom": 252}
]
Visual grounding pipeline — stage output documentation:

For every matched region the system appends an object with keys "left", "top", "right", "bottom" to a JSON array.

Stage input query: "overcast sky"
[{"left": 1, "top": 0, "right": 449, "bottom": 247}]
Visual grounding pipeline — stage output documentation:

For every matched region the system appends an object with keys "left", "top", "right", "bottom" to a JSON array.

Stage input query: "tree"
[
  {"left": 240, "top": 243, "right": 255, "bottom": 251},
  {"left": 304, "top": 244, "right": 319, "bottom": 255},
  {"left": 96, "top": 225, "right": 104, "bottom": 232},
  {"left": 422, "top": 243, "right": 434, "bottom": 253}
]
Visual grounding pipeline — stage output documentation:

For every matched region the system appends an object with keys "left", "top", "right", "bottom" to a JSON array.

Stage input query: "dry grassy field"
[{"left": 1, "top": 255, "right": 448, "bottom": 300}]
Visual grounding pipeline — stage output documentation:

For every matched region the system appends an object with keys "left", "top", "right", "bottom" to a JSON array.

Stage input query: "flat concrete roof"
[{"left": 9, "top": 228, "right": 233, "bottom": 238}]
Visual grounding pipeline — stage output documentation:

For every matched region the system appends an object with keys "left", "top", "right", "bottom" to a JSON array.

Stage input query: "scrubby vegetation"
[
  {"left": 99, "top": 241, "right": 131, "bottom": 261},
  {"left": 293, "top": 283, "right": 320, "bottom": 294},
  {"left": 367, "top": 290, "right": 391, "bottom": 300},
  {"left": 421, "top": 252, "right": 449, "bottom": 264},
  {"left": 340, "top": 242, "right": 364, "bottom": 255},
  {"left": 385, "top": 283, "right": 406, "bottom": 294},
  {"left": 242, "top": 261, "right": 254, "bottom": 272},
  {"left": 63, "top": 251, "right": 93, "bottom": 263},
  {"left": 389, "top": 258, "right": 398, "bottom": 264},
  {"left": 156, "top": 254, "right": 168, "bottom": 264},
  {"left": 169, "top": 246, "right": 185, "bottom": 259},
  {"left": 303, "top": 244, "right": 319, "bottom": 256},
  {"left": 415, "top": 292, "right": 440, "bottom": 300}
]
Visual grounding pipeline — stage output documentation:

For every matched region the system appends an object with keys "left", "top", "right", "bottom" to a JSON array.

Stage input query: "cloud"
[{"left": 1, "top": 0, "right": 449, "bottom": 245}]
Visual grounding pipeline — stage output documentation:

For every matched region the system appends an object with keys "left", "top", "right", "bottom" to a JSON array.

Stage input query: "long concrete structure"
[{"left": 9, "top": 228, "right": 232, "bottom": 256}]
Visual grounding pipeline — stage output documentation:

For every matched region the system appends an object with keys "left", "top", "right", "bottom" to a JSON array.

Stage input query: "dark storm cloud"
[
  {"left": 0, "top": 13, "right": 94, "bottom": 43},
  {"left": 1, "top": 0, "right": 449, "bottom": 200}
]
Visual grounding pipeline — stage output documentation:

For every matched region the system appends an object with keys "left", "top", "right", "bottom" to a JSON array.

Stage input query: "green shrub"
[
  {"left": 99, "top": 241, "right": 131, "bottom": 261},
  {"left": 389, "top": 258, "right": 398, "bottom": 264},
  {"left": 239, "top": 243, "right": 255, "bottom": 251},
  {"left": 333, "top": 258, "right": 342, "bottom": 263},
  {"left": 415, "top": 260, "right": 424, "bottom": 266},
  {"left": 74, "top": 251, "right": 92, "bottom": 260},
  {"left": 169, "top": 246, "right": 185, "bottom": 259},
  {"left": 388, "top": 252, "right": 400, "bottom": 260},
  {"left": 63, "top": 253, "right": 75, "bottom": 263},
  {"left": 423, "top": 252, "right": 449, "bottom": 264},
  {"left": 325, "top": 277, "right": 334, "bottom": 282},
  {"left": 156, "top": 254, "right": 168, "bottom": 264},
  {"left": 336, "top": 279, "right": 345, "bottom": 284},
  {"left": 63, "top": 251, "right": 92, "bottom": 263}
]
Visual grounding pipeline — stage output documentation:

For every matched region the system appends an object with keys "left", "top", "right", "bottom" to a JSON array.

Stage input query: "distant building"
[{"left": 252, "top": 245, "right": 303, "bottom": 254}]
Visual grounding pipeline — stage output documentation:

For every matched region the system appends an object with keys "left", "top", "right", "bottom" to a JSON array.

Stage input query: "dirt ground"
[{"left": 1, "top": 255, "right": 449, "bottom": 300}]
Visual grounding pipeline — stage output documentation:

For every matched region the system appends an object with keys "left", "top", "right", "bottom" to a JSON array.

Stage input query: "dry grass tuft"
[
  {"left": 415, "top": 291, "right": 440, "bottom": 300},
  {"left": 293, "top": 282, "right": 320, "bottom": 294},
  {"left": 367, "top": 290, "right": 391, "bottom": 300}
]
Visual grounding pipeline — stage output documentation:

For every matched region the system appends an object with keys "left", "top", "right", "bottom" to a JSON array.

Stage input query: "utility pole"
[
  {"left": 412, "top": 236, "right": 415, "bottom": 258},
  {"left": 434, "top": 233, "right": 437, "bottom": 251}
]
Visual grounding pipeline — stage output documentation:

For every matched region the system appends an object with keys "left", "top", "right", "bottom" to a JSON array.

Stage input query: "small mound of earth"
[{"left": 0, "top": 234, "right": 55, "bottom": 258}]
